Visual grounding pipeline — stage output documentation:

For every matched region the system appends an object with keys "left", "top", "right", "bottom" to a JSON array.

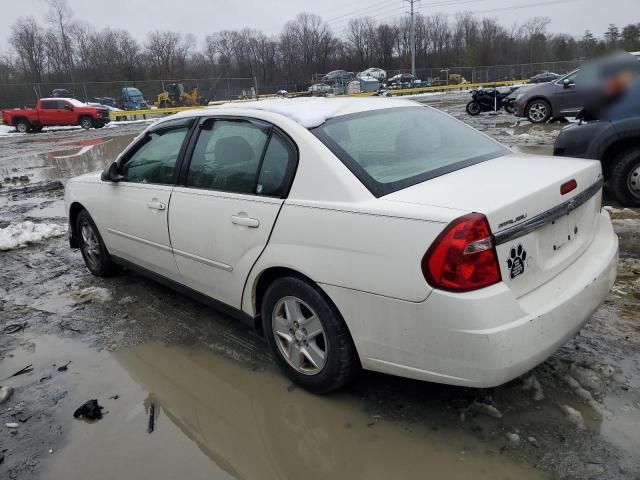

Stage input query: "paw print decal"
[{"left": 507, "top": 244, "right": 527, "bottom": 279}]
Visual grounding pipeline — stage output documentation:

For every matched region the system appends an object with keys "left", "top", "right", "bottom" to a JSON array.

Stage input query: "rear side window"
[
  {"left": 313, "top": 106, "right": 508, "bottom": 196},
  {"left": 41, "top": 101, "right": 57, "bottom": 109},
  {"left": 257, "top": 134, "right": 292, "bottom": 196},
  {"left": 120, "top": 127, "right": 189, "bottom": 184}
]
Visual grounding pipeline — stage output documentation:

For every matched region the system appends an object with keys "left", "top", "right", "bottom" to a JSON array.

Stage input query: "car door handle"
[
  {"left": 231, "top": 214, "right": 259, "bottom": 228},
  {"left": 147, "top": 200, "right": 166, "bottom": 211}
]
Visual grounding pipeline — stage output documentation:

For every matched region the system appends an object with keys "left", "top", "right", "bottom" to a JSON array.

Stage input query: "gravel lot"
[{"left": 1, "top": 94, "right": 639, "bottom": 479}]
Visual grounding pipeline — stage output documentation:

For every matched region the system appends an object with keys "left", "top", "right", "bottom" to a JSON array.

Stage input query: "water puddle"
[
  {"left": 0, "top": 134, "right": 135, "bottom": 187},
  {"left": 12, "top": 338, "right": 547, "bottom": 480}
]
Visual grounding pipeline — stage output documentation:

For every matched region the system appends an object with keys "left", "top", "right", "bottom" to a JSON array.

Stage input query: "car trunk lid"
[{"left": 383, "top": 153, "right": 604, "bottom": 297}]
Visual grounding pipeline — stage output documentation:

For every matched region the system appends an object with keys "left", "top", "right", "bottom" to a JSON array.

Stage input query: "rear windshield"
[{"left": 313, "top": 106, "right": 509, "bottom": 196}]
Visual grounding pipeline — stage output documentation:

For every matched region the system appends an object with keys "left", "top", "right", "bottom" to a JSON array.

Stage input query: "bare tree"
[
  {"left": 10, "top": 17, "right": 46, "bottom": 82},
  {"left": 44, "top": 0, "right": 75, "bottom": 81}
]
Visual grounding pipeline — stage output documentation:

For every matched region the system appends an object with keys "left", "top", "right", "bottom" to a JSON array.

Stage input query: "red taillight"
[
  {"left": 422, "top": 213, "right": 502, "bottom": 292},
  {"left": 560, "top": 179, "right": 577, "bottom": 195}
]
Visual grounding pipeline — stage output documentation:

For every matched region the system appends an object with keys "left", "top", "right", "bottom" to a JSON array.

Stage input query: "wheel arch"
[
  {"left": 251, "top": 266, "right": 346, "bottom": 336},
  {"left": 11, "top": 116, "right": 30, "bottom": 127},
  {"left": 599, "top": 136, "right": 640, "bottom": 178}
]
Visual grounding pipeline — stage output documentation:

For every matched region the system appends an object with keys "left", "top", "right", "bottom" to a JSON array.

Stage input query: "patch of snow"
[
  {"left": 401, "top": 91, "right": 447, "bottom": 99},
  {"left": 470, "top": 401, "right": 503, "bottom": 418},
  {"left": 0, "top": 221, "right": 66, "bottom": 251},
  {"left": 522, "top": 374, "right": 544, "bottom": 401},
  {"left": 216, "top": 97, "right": 354, "bottom": 128},
  {"left": 70, "top": 286, "right": 111, "bottom": 304},
  {"left": 559, "top": 404, "right": 585, "bottom": 429},
  {"left": 0, "top": 124, "right": 21, "bottom": 137}
]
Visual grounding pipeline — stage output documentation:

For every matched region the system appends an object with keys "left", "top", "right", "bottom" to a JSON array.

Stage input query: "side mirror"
[
  {"left": 101, "top": 162, "right": 124, "bottom": 182},
  {"left": 64, "top": 104, "right": 74, "bottom": 111},
  {"left": 562, "top": 79, "right": 573, "bottom": 89}
]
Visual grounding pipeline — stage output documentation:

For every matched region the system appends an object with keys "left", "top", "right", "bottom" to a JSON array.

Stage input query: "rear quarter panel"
[{"left": 244, "top": 200, "right": 452, "bottom": 315}]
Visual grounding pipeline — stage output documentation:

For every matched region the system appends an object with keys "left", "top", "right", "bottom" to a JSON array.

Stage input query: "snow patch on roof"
[{"left": 217, "top": 98, "right": 353, "bottom": 128}]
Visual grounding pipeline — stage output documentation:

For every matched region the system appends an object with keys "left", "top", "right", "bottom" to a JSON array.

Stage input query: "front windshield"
[{"left": 313, "top": 106, "right": 508, "bottom": 196}]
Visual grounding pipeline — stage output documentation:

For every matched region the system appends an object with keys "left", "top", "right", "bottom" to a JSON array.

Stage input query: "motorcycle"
[{"left": 466, "top": 87, "right": 518, "bottom": 115}]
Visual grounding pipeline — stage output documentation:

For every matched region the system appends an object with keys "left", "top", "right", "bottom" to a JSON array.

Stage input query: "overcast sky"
[{"left": 2, "top": 0, "right": 638, "bottom": 47}]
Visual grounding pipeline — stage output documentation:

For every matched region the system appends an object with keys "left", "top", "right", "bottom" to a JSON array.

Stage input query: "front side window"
[
  {"left": 187, "top": 120, "right": 269, "bottom": 194},
  {"left": 120, "top": 127, "right": 189, "bottom": 184},
  {"left": 313, "top": 106, "right": 508, "bottom": 196}
]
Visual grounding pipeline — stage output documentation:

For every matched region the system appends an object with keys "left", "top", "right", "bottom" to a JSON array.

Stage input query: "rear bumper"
[{"left": 323, "top": 211, "right": 618, "bottom": 387}]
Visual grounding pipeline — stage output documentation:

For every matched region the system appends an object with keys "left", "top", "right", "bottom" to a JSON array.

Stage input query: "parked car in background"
[
  {"left": 388, "top": 73, "right": 415, "bottom": 85},
  {"left": 517, "top": 52, "right": 640, "bottom": 123},
  {"left": 515, "top": 70, "right": 582, "bottom": 122},
  {"left": 322, "top": 70, "right": 355, "bottom": 86},
  {"left": 308, "top": 83, "right": 333, "bottom": 95},
  {"left": 2, "top": 98, "right": 110, "bottom": 133},
  {"left": 529, "top": 72, "right": 561, "bottom": 83},
  {"left": 119, "top": 87, "right": 149, "bottom": 110},
  {"left": 66, "top": 97, "right": 617, "bottom": 393},
  {"left": 51, "top": 88, "right": 74, "bottom": 98},
  {"left": 554, "top": 78, "right": 640, "bottom": 206},
  {"left": 357, "top": 67, "right": 386, "bottom": 81}
]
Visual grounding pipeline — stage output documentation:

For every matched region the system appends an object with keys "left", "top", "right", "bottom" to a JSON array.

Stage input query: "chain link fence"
[
  {"left": 0, "top": 60, "right": 586, "bottom": 109},
  {"left": 390, "top": 60, "right": 582, "bottom": 84}
]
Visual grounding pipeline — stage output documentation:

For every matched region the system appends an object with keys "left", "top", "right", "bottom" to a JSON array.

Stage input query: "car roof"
[
  {"left": 40, "top": 97, "right": 74, "bottom": 101},
  {"left": 170, "top": 97, "right": 419, "bottom": 129}
]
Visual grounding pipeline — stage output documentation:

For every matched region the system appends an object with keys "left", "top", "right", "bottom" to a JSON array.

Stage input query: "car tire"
[
  {"left": 76, "top": 210, "right": 116, "bottom": 276},
  {"left": 261, "top": 276, "right": 360, "bottom": 393},
  {"left": 15, "top": 119, "right": 31, "bottom": 133},
  {"left": 466, "top": 101, "right": 481, "bottom": 116},
  {"left": 526, "top": 99, "right": 551, "bottom": 123},
  {"left": 504, "top": 99, "right": 517, "bottom": 114},
  {"left": 80, "top": 116, "right": 94, "bottom": 129},
  {"left": 608, "top": 148, "right": 640, "bottom": 207}
]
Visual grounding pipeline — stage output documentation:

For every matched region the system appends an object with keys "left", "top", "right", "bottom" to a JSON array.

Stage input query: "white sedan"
[{"left": 65, "top": 97, "right": 618, "bottom": 393}]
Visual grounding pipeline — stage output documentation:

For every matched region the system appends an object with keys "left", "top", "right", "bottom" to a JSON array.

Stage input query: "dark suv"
[{"left": 554, "top": 83, "right": 640, "bottom": 206}]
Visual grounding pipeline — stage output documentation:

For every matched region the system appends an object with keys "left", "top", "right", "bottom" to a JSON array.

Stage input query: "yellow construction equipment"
[{"left": 155, "top": 83, "right": 207, "bottom": 108}]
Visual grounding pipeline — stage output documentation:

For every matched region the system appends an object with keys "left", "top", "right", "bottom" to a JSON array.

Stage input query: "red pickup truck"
[{"left": 1, "top": 98, "right": 110, "bottom": 133}]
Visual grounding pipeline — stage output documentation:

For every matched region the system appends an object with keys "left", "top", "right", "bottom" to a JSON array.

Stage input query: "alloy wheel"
[
  {"left": 272, "top": 296, "right": 327, "bottom": 375},
  {"left": 628, "top": 163, "right": 640, "bottom": 199},
  {"left": 80, "top": 221, "right": 101, "bottom": 270},
  {"left": 528, "top": 102, "right": 548, "bottom": 122}
]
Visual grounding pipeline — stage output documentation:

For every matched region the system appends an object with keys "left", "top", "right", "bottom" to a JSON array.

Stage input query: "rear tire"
[
  {"left": 261, "top": 277, "right": 360, "bottom": 393},
  {"left": 526, "top": 99, "right": 551, "bottom": 123},
  {"left": 466, "top": 101, "right": 481, "bottom": 116},
  {"left": 15, "top": 120, "right": 31, "bottom": 133},
  {"left": 608, "top": 148, "right": 640, "bottom": 207},
  {"left": 76, "top": 210, "right": 116, "bottom": 276},
  {"left": 79, "top": 116, "right": 94, "bottom": 129}
]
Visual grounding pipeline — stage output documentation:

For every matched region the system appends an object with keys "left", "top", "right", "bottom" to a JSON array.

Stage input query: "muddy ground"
[{"left": 1, "top": 94, "right": 639, "bottom": 480}]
